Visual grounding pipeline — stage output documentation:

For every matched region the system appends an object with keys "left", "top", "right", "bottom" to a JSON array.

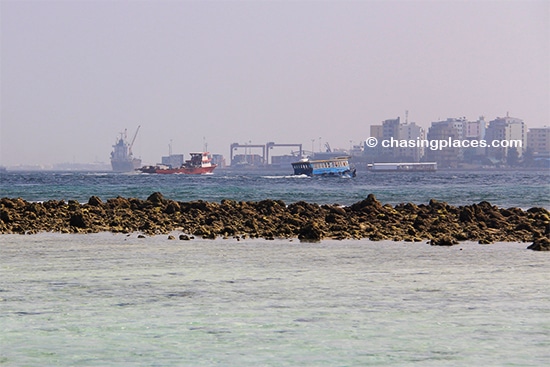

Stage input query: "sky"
[{"left": 1, "top": 0, "right": 549, "bottom": 167}]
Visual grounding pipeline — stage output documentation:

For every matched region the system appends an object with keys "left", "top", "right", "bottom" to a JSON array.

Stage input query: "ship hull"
[
  {"left": 292, "top": 156, "right": 356, "bottom": 177},
  {"left": 138, "top": 152, "right": 217, "bottom": 175},
  {"left": 154, "top": 165, "right": 216, "bottom": 174},
  {"left": 111, "top": 158, "right": 142, "bottom": 172}
]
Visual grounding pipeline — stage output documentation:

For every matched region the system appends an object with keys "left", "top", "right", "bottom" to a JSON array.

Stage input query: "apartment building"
[
  {"left": 527, "top": 127, "right": 550, "bottom": 157},
  {"left": 425, "top": 118, "right": 465, "bottom": 168},
  {"left": 485, "top": 115, "right": 525, "bottom": 160},
  {"left": 398, "top": 122, "right": 425, "bottom": 162}
]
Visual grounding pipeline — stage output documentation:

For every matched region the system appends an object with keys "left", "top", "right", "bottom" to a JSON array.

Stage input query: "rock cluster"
[{"left": 1, "top": 193, "right": 548, "bottom": 250}]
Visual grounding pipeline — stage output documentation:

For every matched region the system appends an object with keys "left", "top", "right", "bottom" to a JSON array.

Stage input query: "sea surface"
[
  {"left": 1, "top": 169, "right": 549, "bottom": 209},
  {"left": 0, "top": 169, "right": 549, "bottom": 366},
  {"left": 1, "top": 235, "right": 549, "bottom": 366}
]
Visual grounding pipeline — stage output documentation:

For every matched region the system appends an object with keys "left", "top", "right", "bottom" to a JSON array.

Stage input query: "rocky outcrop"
[
  {"left": 527, "top": 236, "right": 550, "bottom": 251},
  {"left": 1, "top": 193, "right": 548, "bottom": 249}
]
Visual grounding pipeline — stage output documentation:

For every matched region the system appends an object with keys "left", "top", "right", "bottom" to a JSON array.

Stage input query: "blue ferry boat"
[{"left": 291, "top": 156, "right": 356, "bottom": 177}]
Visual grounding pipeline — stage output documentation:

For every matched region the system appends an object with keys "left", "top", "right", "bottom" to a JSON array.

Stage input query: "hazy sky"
[{"left": 1, "top": 0, "right": 548, "bottom": 166}]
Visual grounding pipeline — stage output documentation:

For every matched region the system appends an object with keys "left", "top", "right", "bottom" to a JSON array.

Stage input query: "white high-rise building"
[
  {"left": 485, "top": 115, "right": 526, "bottom": 160},
  {"left": 398, "top": 122, "right": 425, "bottom": 162}
]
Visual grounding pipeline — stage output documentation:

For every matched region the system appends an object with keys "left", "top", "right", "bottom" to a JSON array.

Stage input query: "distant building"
[
  {"left": 365, "top": 117, "right": 425, "bottom": 163},
  {"left": 382, "top": 117, "right": 400, "bottom": 139},
  {"left": 232, "top": 154, "right": 264, "bottom": 166},
  {"left": 398, "top": 122, "right": 425, "bottom": 162},
  {"left": 464, "top": 116, "right": 486, "bottom": 139},
  {"left": 366, "top": 117, "right": 400, "bottom": 162},
  {"left": 211, "top": 154, "right": 226, "bottom": 168},
  {"left": 527, "top": 127, "right": 550, "bottom": 157},
  {"left": 370, "top": 125, "right": 384, "bottom": 140},
  {"left": 349, "top": 143, "right": 364, "bottom": 157},
  {"left": 161, "top": 154, "right": 184, "bottom": 168},
  {"left": 463, "top": 117, "right": 487, "bottom": 164},
  {"left": 425, "top": 117, "right": 466, "bottom": 168},
  {"left": 485, "top": 115, "right": 526, "bottom": 161}
]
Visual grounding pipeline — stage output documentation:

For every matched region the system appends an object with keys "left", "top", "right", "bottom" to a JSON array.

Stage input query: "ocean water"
[
  {"left": 1, "top": 169, "right": 549, "bottom": 209},
  {"left": 0, "top": 234, "right": 549, "bottom": 366},
  {"left": 1, "top": 170, "right": 549, "bottom": 366}
]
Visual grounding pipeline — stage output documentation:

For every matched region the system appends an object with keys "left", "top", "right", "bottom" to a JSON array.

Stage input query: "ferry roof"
[{"left": 294, "top": 156, "right": 351, "bottom": 164}]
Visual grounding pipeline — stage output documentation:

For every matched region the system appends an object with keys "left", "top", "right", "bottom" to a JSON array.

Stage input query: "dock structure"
[{"left": 230, "top": 142, "right": 303, "bottom": 166}]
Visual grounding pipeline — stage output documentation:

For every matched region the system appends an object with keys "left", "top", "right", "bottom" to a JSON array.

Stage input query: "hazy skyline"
[{"left": 1, "top": 0, "right": 549, "bottom": 167}]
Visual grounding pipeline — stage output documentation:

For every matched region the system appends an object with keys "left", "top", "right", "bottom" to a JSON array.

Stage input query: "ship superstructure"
[{"left": 110, "top": 126, "right": 142, "bottom": 172}]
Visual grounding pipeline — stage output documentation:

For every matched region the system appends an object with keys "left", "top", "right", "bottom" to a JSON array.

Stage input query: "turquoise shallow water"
[{"left": 1, "top": 233, "right": 549, "bottom": 366}]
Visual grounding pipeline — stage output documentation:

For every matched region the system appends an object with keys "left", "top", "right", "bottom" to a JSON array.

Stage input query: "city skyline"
[{"left": 2, "top": 112, "right": 547, "bottom": 170}]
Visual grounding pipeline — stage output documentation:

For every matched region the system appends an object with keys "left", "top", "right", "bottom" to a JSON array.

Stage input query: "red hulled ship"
[{"left": 139, "top": 152, "right": 217, "bottom": 174}]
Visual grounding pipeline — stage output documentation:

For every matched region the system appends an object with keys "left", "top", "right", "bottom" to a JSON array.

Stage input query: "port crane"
[
  {"left": 230, "top": 143, "right": 266, "bottom": 166},
  {"left": 266, "top": 142, "right": 303, "bottom": 164},
  {"left": 128, "top": 125, "right": 140, "bottom": 156},
  {"left": 230, "top": 142, "right": 304, "bottom": 166}
]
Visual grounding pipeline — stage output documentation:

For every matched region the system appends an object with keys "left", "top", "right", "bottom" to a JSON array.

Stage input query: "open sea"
[
  {"left": 1, "top": 169, "right": 549, "bottom": 366},
  {"left": 1, "top": 169, "right": 549, "bottom": 209}
]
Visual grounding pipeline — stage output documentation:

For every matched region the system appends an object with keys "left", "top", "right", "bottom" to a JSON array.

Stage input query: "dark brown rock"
[
  {"left": 430, "top": 236, "right": 458, "bottom": 246},
  {"left": 69, "top": 213, "right": 88, "bottom": 228},
  {"left": 298, "top": 222, "right": 324, "bottom": 242},
  {"left": 88, "top": 196, "right": 103, "bottom": 206},
  {"left": 1, "top": 193, "right": 548, "bottom": 245},
  {"left": 147, "top": 192, "right": 166, "bottom": 204},
  {"left": 527, "top": 236, "right": 550, "bottom": 251}
]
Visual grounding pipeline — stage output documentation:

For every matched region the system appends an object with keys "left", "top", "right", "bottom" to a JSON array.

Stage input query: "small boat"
[
  {"left": 139, "top": 152, "right": 217, "bottom": 174},
  {"left": 291, "top": 156, "right": 356, "bottom": 177},
  {"left": 366, "top": 162, "right": 437, "bottom": 172}
]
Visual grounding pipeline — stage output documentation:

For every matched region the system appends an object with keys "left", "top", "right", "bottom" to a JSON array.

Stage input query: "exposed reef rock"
[
  {"left": 527, "top": 236, "right": 550, "bottom": 251},
  {"left": 1, "top": 193, "right": 548, "bottom": 249}
]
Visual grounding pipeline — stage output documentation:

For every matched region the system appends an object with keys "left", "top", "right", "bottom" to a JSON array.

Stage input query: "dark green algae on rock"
[{"left": 0, "top": 193, "right": 548, "bottom": 250}]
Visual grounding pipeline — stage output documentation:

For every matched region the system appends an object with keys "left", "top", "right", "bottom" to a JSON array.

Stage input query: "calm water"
[
  {"left": 1, "top": 169, "right": 549, "bottom": 208},
  {"left": 1, "top": 234, "right": 549, "bottom": 366},
  {"left": 1, "top": 170, "right": 549, "bottom": 365}
]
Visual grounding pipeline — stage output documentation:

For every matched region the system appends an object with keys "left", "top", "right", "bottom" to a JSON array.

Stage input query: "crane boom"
[{"left": 129, "top": 125, "right": 141, "bottom": 155}]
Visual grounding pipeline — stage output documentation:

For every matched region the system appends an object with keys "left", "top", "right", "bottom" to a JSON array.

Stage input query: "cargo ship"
[
  {"left": 139, "top": 152, "right": 217, "bottom": 174},
  {"left": 110, "top": 126, "right": 142, "bottom": 172}
]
